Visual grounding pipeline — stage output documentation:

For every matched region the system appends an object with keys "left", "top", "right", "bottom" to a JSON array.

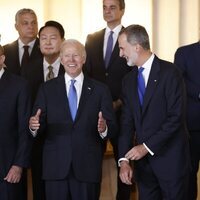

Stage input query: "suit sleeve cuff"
[
  {"left": 118, "top": 158, "right": 129, "bottom": 167},
  {"left": 143, "top": 143, "right": 154, "bottom": 156},
  {"left": 99, "top": 126, "right": 108, "bottom": 138},
  {"left": 29, "top": 128, "right": 38, "bottom": 137}
]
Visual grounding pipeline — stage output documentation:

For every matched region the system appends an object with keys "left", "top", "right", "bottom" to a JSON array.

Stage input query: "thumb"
[
  {"left": 98, "top": 111, "right": 103, "bottom": 119},
  {"left": 35, "top": 108, "right": 41, "bottom": 119}
]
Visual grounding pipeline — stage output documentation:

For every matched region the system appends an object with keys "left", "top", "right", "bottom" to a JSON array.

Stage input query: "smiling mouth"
[{"left": 68, "top": 64, "right": 76, "bottom": 67}]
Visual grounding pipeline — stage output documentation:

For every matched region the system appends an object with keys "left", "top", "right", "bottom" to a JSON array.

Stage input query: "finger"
[{"left": 125, "top": 152, "right": 132, "bottom": 160}]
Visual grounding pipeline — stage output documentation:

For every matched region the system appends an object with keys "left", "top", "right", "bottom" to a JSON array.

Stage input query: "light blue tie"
[
  {"left": 137, "top": 67, "right": 145, "bottom": 105},
  {"left": 104, "top": 31, "right": 113, "bottom": 68},
  {"left": 68, "top": 80, "right": 77, "bottom": 121}
]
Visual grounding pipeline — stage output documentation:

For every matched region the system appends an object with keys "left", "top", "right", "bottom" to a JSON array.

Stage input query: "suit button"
[{"left": 105, "top": 73, "right": 109, "bottom": 76}]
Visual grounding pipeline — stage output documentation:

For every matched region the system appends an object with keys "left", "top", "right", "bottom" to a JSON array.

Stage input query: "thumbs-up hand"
[
  {"left": 29, "top": 109, "right": 41, "bottom": 131},
  {"left": 98, "top": 111, "right": 107, "bottom": 133}
]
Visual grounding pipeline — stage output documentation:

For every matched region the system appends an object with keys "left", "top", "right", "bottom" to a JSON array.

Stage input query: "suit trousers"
[
  {"left": 136, "top": 158, "right": 189, "bottom": 200},
  {"left": 0, "top": 180, "right": 21, "bottom": 200},
  {"left": 45, "top": 167, "right": 100, "bottom": 200},
  {"left": 188, "top": 131, "right": 200, "bottom": 200}
]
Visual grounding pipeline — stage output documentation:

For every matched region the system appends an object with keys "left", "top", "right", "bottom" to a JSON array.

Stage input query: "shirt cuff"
[
  {"left": 29, "top": 128, "right": 38, "bottom": 137},
  {"left": 143, "top": 143, "right": 154, "bottom": 156},
  {"left": 118, "top": 158, "right": 129, "bottom": 167},
  {"left": 99, "top": 126, "right": 108, "bottom": 138}
]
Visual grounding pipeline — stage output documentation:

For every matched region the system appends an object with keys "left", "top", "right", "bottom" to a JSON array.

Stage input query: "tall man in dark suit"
[
  {"left": 3, "top": 8, "right": 42, "bottom": 78},
  {"left": 30, "top": 20, "right": 65, "bottom": 200},
  {"left": 174, "top": 41, "right": 200, "bottom": 200},
  {"left": 29, "top": 39, "right": 117, "bottom": 200},
  {"left": 0, "top": 45, "right": 32, "bottom": 200},
  {"left": 118, "top": 25, "right": 190, "bottom": 200},
  {"left": 3, "top": 8, "right": 42, "bottom": 200},
  {"left": 84, "top": 0, "right": 132, "bottom": 199}
]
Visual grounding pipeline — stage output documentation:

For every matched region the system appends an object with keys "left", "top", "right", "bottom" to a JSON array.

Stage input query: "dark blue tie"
[
  {"left": 68, "top": 80, "right": 77, "bottom": 121},
  {"left": 137, "top": 67, "right": 145, "bottom": 105},
  {"left": 104, "top": 31, "right": 113, "bottom": 68}
]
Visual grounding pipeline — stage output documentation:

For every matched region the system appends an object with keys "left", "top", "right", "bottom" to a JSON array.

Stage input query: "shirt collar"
[
  {"left": 0, "top": 67, "right": 4, "bottom": 79},
  {"left": 105, "top": 24, "right": 122, "bottom": 36},
  {"left": 65, "top": 72, "right": 84, "bottom": 85},
  {"left": 140, "top": 53, "right": 155, "bottom": 71},
  {"left": 18, "top": 38, "right": 36, "bottom": 49},
  {"left": 43, "top": 57, "right": 61, "bottom": 69}
]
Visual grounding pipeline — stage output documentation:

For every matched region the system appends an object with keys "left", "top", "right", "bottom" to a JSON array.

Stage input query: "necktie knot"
[
  {"left": 105, "top": 31, "right": 114, "bottom": 68},
  {"left": 23, "top": 45, "right": 29, "bottom": 51},
  {"left": 71, "top": 79, "right": 76, "bottom": 85},
  {"left": 137, "top": 67, "right": 145, "bottom": 105},
  {"left": 46, "top": 65, "right": 54, "bottom": 81},
  {"left": 138, "top": 67, "right": 144, "bottom": 74}
]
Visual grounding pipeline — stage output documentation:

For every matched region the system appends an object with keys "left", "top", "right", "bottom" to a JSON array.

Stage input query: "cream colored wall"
[{"left": 0, "top": 0, "right": 199, "bottom": 62}]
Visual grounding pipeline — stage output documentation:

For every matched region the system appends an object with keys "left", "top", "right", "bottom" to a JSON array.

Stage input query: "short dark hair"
[
  {"left": 118, "top": 0, "right": 125, "bottom": 10},
  {"left": 39, "top": 20, "right": 65, "bottom": 39},
  {"left": 119, "top": 24, "right": 150, "bottom": 50}
]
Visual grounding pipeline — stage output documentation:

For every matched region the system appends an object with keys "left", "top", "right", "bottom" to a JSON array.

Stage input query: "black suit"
[
  {"left": 29, "top": 59, "right": 65, "bottom": 200},
  {"left": 0, "top": 69, "right": 32, "bottom": 200},
  {"left": 3, "top": 38, "right": 43, "bottom": 102},
  {"left": 174, "top": 42, "right": 200, "bottom": 200},
  {"left": 32, "top": 74, "right": 117, "bottom": 199},
  {"left": 84, "top": 28, "right": 132, "bottom": 199},
  {"left": 118, "top": 56, "right": 190, "bottom": 200},
  {"left": 3, "top": 38, "right": 42, "bottom": 200},
  {"left": 4, "top": 39, "right": 65, "bottom": 200}
]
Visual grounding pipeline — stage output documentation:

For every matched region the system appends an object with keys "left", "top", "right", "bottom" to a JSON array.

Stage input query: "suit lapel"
[
  {"left": 30, "top": 38, "right": 42, "bottom": 59},
  {"left": 98, "top": 30, "right": 106, "bottom": 69},
  {"left": 108, "top": 40, "right": 119, "bottom": 67},
  {"left": 75, "top": 76, "right": 93, "bottom": 122},
  {"left": 128, "top": 67, "right": 142, "bottom": 119},
  {"left": 107, "top": 26, "right": 124, "bottom": 69},
  {"left": 142, "top": 56, "right": 160, "bottom": 115},
  {"left": 58, "top": 64, "right": 65, "bottom": 75},
  {"left": 0, "top": 70, "right": 9, "bottom": 92},
  {"left": 55, "top": 75, "right": 72, "bottom": 120}
]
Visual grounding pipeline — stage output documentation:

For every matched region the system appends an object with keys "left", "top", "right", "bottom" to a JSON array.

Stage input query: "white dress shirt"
[
  {"left": 18, "top": 39, "right": 36, "bottom": 65},
  {"left": 103, "top": 24, "right": 122, "bottom": 59},
  {"left": 0, "top": 67, "right": 4, "bottom": 78}
]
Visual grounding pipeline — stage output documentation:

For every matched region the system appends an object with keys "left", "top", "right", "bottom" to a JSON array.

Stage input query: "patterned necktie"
[
  {"left": 46, "top": 65, "right": 54, "bottom": 81},
  {"left": 104, "top": 31, "right": 113, "bottom": 68},
  {"left": 68, "top": 80, "right": 77, "bottom": 121},
  {"left": 137, "top": 67, "right": 145, "bottom": 105}
]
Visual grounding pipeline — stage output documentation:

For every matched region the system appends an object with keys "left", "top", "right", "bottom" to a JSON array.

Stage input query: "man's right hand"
[
  {"left": 29, "top": 109, "right": 41, "bottom": 131},
  {"left": 119, "top": 161, "right": 133, "bottom": 185}
]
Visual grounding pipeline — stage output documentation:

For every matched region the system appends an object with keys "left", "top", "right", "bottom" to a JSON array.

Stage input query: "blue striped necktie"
[
  {"left": 68, "top": 80, "right": 77, "bottom": 121},
  {"left": 104, "top": 31, "right": 113, "bottom": 68},
  {"left": 137, "top": 67, "right": 145, "bottom": 105}
]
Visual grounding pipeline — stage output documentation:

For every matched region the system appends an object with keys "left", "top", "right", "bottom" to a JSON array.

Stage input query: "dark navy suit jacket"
[
  {"left": 118, "top": 56, "right": 190, "bottom": 180},
  {"left": 174, "top": 41, "right": 200, "bottom": 131},
  {"left": 0, "top": 70, "right": 32, "bottom": 180},
  {"left": 3, "top": 38, "right": 43, "bottom": 102},
  {"left": 32, "top": 75, "right": 117, "bottom": 183},
  {"left": 84, "top": 28, "right": 131, "bottom": 101}
]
